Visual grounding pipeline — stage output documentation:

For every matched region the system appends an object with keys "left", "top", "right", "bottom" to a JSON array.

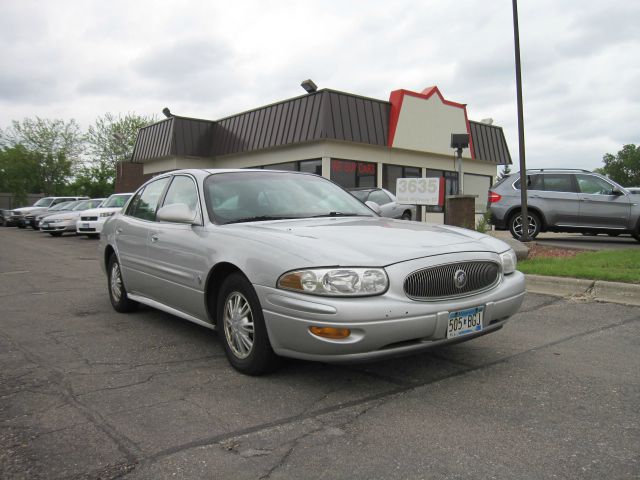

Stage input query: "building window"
[
  {"left": 260, "top": 159, "right": 322, "bottom": 176},
  {"left": 425, "top": 169, "right": 458, "bottom": 213},
  {"left": 262, "top": 161, "right": 297, "bottom": 171},
  {"left": 299, "top": 159, "right": 322, "bottom": 175},
  {"left": 330, "top": 159, "right": 376, "bottom": 188},
  {"left": 463, "top": 173, "right": 493, "bottom": 212},
  {"left": 382, "top": 164, "right": 421, "bottom": 195}
]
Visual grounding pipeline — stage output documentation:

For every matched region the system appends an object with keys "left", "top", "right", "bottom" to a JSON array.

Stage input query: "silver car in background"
[
  {"left": 348, "top": 187, "right": 417, "bottom": 220},
  {"left": 101, "top": 169, "right": 525, "bottom": 375}
]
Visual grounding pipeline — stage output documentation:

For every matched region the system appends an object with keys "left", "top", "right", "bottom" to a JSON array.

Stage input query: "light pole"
[{"left": 512, "top": 0, "right": 530, "bottom": 242}]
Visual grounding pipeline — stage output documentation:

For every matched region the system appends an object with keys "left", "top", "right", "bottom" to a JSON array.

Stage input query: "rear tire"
[
  {"left": 401, "top": 211, "right": 411, "bottom": 220},
  {"left": 508, "top": 210, "right": 540, "bottom": 241},
  {"left": 217, "top": 273, "right": 279, "bottom": 375},
  {"left": 107, "top": 254, "right": 138, "bottom": 313}
]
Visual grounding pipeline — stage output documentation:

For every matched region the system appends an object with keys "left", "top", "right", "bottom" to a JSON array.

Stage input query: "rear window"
[{"left": 513, "top": 174, "right": 543, "bottom": 190}]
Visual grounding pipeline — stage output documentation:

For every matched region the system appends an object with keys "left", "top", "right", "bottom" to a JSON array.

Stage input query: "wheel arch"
[
  {"left": 506, "top": 205, "right": 547, "bottom": 231},
  {"left": 104, "top": 245, "right": 117, "bottom": 271},
  {"left": 204, "top": 262, "right": 246, "bottom": 326}
]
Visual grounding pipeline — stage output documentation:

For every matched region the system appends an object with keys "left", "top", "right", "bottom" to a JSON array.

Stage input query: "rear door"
[
  {"left": 575, "top": 174, "right": 630, "bottom": 229},
  {"left": 535, "top": 174, "right": 580, "bottom": 226}
]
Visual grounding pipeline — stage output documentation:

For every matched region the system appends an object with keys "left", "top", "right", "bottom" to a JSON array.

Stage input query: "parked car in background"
[
  {"left": 10, "top": 196, "right": 89, "bottom": 229},
  {"left": 76, "top": 193, "right": 133, "bottom": 237},
  {"left": 34, "top": 201, "right": 79, "bottom": 228},
  {"left": 628, "top": 187, "right": 640, "bottom": 195},
  {"left": 348, "top": 187, "right": 416, "bottom": 220},
  {"left": 26, "top": 201, "right": 78, "bottom": 230},
  {"left": 1, "top": 209, "right": 15, "bottom": 227},
  {"left": 488, "top": 169, "right": 640, "bottom": 241},
  {"left": 101, "top": 169, "right": 524, "bottom": 375},
  {"left": 40, "top": 199, "right": 105, "bottom": 236}
]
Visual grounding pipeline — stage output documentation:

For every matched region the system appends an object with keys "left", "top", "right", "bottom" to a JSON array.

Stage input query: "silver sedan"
[{"left": 100, "top": 169, "right": 525, "bottom": 375}]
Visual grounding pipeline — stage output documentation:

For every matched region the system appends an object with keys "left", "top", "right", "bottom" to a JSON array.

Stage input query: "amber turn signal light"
[{"left": 309, "top": 326, "right": 351, "bottom": 339}]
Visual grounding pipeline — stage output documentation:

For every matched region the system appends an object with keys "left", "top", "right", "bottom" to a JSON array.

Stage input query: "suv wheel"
[{"left": 509, "top": 210, "right": 541, "bottom": 240}]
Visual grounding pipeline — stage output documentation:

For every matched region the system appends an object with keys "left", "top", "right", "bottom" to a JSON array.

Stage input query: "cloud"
[{"left": 0, "top": 0, "right": 638, "bottom": 173}]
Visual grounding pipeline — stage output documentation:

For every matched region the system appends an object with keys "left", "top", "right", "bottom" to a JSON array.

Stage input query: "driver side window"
[
  {"left": 161, "top": 176, "right": 199, "bottom": 220},
  {"left": 576, "top": 174, "right": 615, "bottom": 195},
  {"left": 126, "top": 177, "right": 170, "bottom": 221}
]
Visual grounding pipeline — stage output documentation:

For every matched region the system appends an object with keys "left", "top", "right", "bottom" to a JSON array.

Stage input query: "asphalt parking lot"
[{"left": 1, "top": 227, "right": 639, "bottom": 479}]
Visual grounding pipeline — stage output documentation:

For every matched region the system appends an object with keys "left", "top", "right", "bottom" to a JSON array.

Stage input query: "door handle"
[
  {"left": 115, "top": 227, "right": 123, "bottom": 234},
  {"left": 150, "top": 234, "right": 159, "bottom": 243}
]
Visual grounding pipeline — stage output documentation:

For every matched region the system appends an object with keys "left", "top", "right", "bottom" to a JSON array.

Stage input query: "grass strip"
[{"left": 517, "top": 248, "right": 640, "bottom": 284}]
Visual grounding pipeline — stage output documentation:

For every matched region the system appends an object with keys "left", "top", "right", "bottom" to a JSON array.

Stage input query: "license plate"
[
  {"left": 447, "top": 306, "right": 484, "bottom": 339},
  {"left": 42, "top": 223, "right": 49, "bottom": 228},
  {"left": 82, "top": 223, "right": 89, "bottom": 228}
]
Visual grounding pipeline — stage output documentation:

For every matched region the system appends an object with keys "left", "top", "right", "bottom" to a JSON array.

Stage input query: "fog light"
[{"left": 309, "top": 326, "right": 351, "bottom": 339}]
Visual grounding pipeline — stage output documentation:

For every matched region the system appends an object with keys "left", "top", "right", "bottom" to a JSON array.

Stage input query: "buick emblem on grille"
[{"left": 454, "top": 269, "right": 467, "bottom": 289}]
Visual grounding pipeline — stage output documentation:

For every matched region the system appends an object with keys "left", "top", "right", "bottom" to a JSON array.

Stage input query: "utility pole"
[{"left": 512, "top": 0, "right": 530, "bottom": 242}]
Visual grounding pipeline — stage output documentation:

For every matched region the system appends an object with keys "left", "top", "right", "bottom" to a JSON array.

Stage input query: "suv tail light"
[{"left": 488, "top": 191, "right": 502, "bottom": 204}]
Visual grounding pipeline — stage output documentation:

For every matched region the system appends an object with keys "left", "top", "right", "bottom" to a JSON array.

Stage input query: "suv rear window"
[
  {"left": 513, "top": 174, "right": 543, "bottom": 190},
  {"left": 514, "top": 174, "right": 575, "bottom": 193}
]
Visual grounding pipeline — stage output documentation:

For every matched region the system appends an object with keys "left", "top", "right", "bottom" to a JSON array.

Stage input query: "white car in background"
[
  {"left": 76, "top": 193, "right": 133, "bottom": 237},
  {"left": 40, "top": 198, "right": 105, "bottom": 236}
]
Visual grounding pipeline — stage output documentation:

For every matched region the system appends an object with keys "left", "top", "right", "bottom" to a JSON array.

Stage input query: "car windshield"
[
  {"left": 72, "top": 201, "right": 94, "bottom": 211},
  {"left": 33, "top": 197, "right": 54, "bottom": 207},
  {"left": 59, "top": 200, "right": 82, "bottom": 211},
  {"left": 102, "top": 194, "right": 132, "bottom": 208},
  {"left": 49, "top": 202, "right": 72, "bottom": 211},
  {"left": 204, "top": 171, "right": 375, "bottom": 225}
]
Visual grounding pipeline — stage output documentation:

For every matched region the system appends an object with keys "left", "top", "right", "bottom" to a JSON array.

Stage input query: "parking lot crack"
[{"left": 0, "top": 330, "right": 144, "bottom": 465}]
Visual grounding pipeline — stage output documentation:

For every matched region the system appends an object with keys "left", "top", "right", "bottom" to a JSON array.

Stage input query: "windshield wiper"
[
  {"left": 224, "top": 215, "right": 297, "bottom": 224},
  {"left": 310, "top": 212, "right": 368, "bottom": 218}
]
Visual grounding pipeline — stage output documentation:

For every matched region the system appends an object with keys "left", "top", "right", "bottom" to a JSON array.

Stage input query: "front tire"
[
  {"left": 509, "top": 210, "right": 540, "bottom": 240},
  {"left": 107, "top": 254, "right": 138, "bottom": 313},
  {"left": 49, "top": 232, "right": 63, "bottom": 237},
  {"left": 217, "top": 273, "right": 279, "bottom": 375},
  {"left": 401, "top": 211, "right": 411, "bottom": 220}
]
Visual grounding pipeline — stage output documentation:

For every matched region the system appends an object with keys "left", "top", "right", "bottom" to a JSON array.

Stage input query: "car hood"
[
  {"left": 44, "top": 211, "right": 82, "bottom": 221},
  {"left": 218, "top": 217, "right": 512, "bottom": 266},
  {"left": 15, "top": 206, "right": 47, "bottom": 215}
]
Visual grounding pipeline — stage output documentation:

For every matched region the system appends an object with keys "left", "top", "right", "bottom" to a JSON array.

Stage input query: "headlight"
[
  {"left": 100, "top": 212, "right": 115, "bottom": 218},
  {"left": 278, "top": 268, "right": 388, "bottom": 296},
  {"left": 500, "top": 249, "right": 517, "bottom": 275}
]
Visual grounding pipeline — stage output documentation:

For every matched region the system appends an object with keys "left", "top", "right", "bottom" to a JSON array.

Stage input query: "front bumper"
[
  {"left": 256, "top": 268, "right": 525, "bottom": 363},
  {"left": 76, "top": 218, "right": 106, "bottom": 235},
  {"left": 40, "top": 221, "right": 75, "bottom": 233}
]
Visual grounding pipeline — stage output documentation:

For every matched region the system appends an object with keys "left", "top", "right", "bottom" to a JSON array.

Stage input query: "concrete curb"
[{"left": 525, "top": 274, "right": 640, "bottom": 306}]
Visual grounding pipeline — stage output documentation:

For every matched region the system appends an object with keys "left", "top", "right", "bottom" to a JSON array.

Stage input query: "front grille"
[
  {"left": 404, "top": 261, "right": 500, "bottom": 300},
  {"left": 81, "top": 216, "right": 98, "bottom": 221}
]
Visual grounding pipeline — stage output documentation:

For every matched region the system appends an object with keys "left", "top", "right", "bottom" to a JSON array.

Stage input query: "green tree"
[
  {"left": 0, "top": 145, "right": 40, "bottom": 205},
  {"left": 84, "top": 113, "right": 155, "bottom": 190},
  {"left": 595, "top": 144, "right": 640, "bottom": 187},
  {"left": 0, "top": 117, "right": 83, "bottom": 194}
]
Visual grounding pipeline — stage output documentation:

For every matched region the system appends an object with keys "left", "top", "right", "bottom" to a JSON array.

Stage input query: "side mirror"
[
  {"left": 156, "top": 203, "right": 196, "bottom": 224},
  {"left": 365, "top": 200, "right": 382, "bottom": 215},
  {"left": 612, "top": 187, "right": 624, "bottom": 196}
]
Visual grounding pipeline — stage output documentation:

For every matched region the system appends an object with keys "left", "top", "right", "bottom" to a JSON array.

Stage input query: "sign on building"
[{"left": 395, "top": 177, "right": 443, "bottom": 206}]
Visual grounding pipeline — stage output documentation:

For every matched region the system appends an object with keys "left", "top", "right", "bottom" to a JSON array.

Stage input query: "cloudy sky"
[{"left": 1, "top": 0, "right": 638, "bottom": 171}]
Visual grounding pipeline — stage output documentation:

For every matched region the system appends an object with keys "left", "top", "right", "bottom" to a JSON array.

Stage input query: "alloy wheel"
[{"left": 223, "top": 292, "right": 255, "bottom": 359}]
